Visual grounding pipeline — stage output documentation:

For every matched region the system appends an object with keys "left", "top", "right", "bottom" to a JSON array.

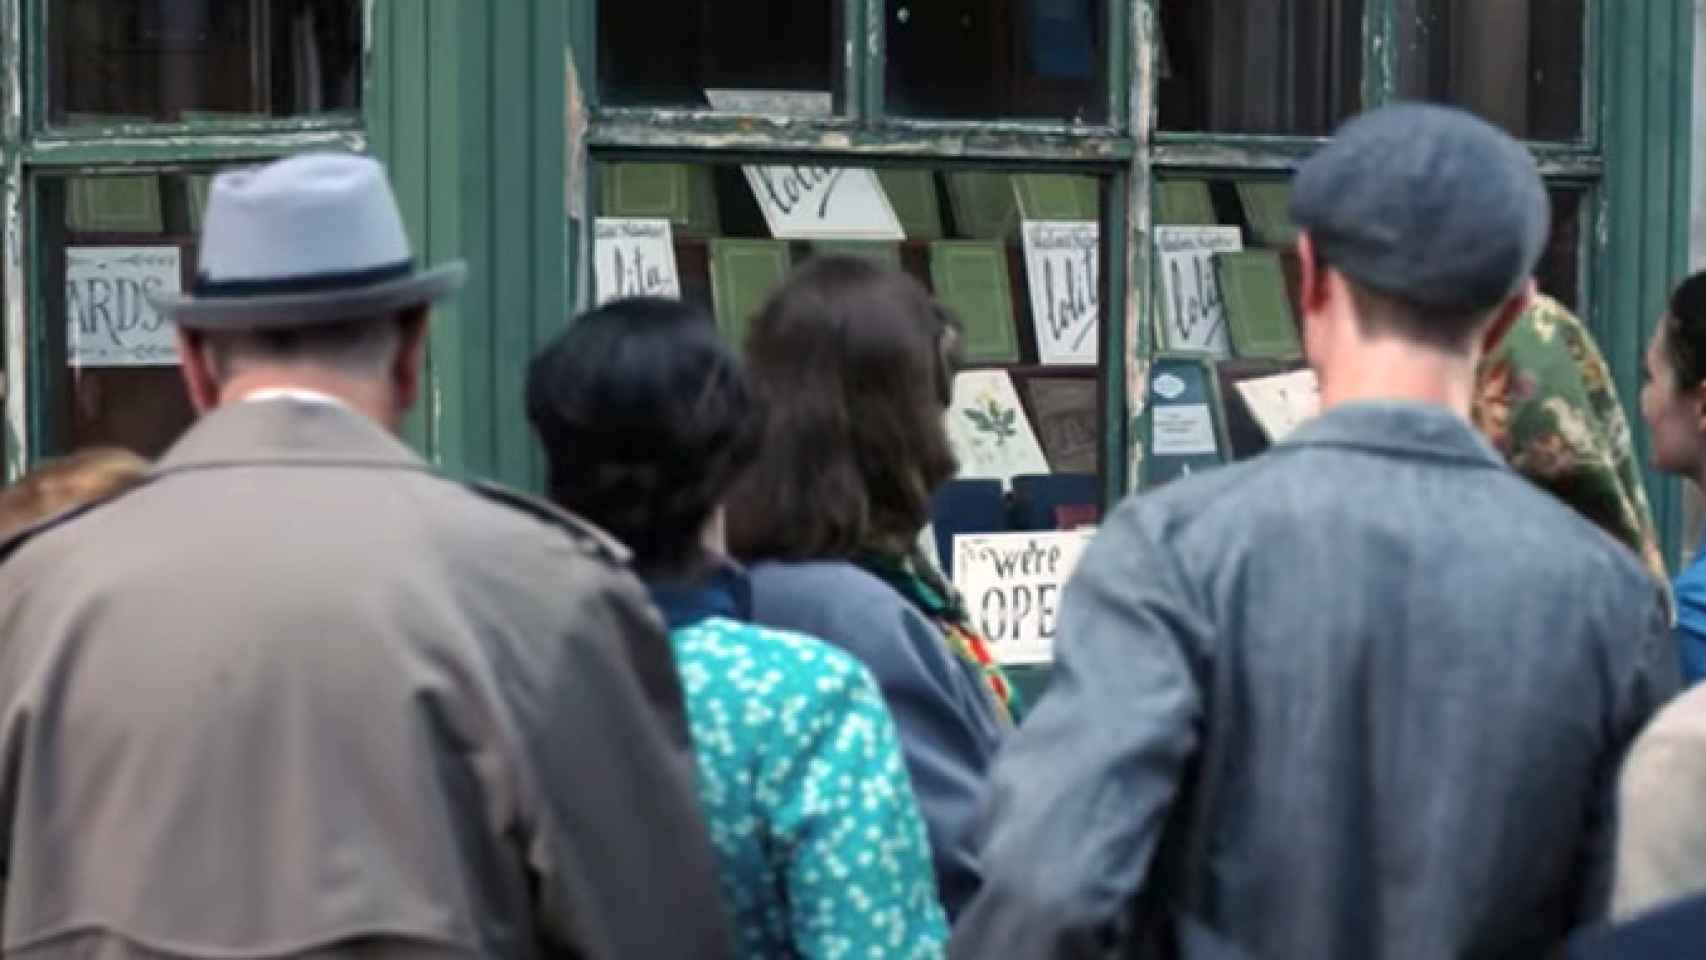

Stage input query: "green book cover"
[
  {"left": 187, "top": 174, "right": 213, "bottom": 231},
  {"left": 710, "top": 239, "right": 792, "bottom": 348},
  {"left": 930, "top": 241, "right": 1019, "bottom": 364},
  {"left": 1217, "top": 250, "right": 1301, "bottom": 358},
  {"left": 946, "top": 173, "right": 1020, "bottom": 240},
  {"left": 876, "top": 170, "right": 943, "bottom": 240},
  {"left": 601, "top": 163, "right": 720, "bottom": 237},
  {"left": 67, "top": 176, "right": 164, "bottom": 233},
  {"left": 1014, "top": 174, "right": 1099, "bottom": 221},
  {"left": 1234, "top": 180, "right": 1295, "bottom": 247},
  {"left": 810, "top": 241, "right": 901, "bottom": 267},
  {"left": 1156, "top": 181, "right": 1216, "bottom": 226}
]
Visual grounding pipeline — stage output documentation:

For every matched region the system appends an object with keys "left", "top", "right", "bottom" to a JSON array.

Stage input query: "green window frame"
[{"left": 2, "top": 0, "right": 367, "bottom": 479}]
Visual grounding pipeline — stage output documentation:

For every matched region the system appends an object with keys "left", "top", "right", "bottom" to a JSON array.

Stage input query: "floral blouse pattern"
[{"left": 671, "top": 615, "right": 949, "bottom": 959}]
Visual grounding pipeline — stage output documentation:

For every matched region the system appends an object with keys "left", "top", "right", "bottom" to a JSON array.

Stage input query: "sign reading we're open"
[{"left": 952, "top": 530, "right": 1094, "bottom": 665}]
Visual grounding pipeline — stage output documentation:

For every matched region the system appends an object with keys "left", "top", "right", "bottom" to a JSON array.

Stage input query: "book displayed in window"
[
  {"left": 1156, "top": 225, "right": 1242, "bottom": 355},
  {"left": 595, "top": 219, "right": 683, "bottom": 305},
  {"left": 709, "top": 239, "right": 791, "bottom": 347},
  {"left": 877, "top": 169, "right": 945, "bottom": 239},
  {"left": 1014, "top": 174, "right": 1099, "bottom": 221},
  {"left": 601, "top": 163, "right": 720, "bottom": 237},
  {"left": 946, "top": 369, "right": 1051, "bottom": 483},
  {"left": 931, "top": 241, "right": 1020, "bottom": 364},
  {"left": 1144, "top": 354, "right": 1226, "bottom": 487},
  {"left": 1021, "top": 221, "right": 1099, "bottom": 365},
  {"left": 1213, "top": 358, "right": 1313, "bottom": 459},
  {"left": 809, "top": 241, "right": 902, "bottom": 267},
  {"left": 1013, "top": 371, "right": 1099, "bottom": 474},
  {"left": 1216, "top": 250, "right": 1301, "bottom": 358},
  {"left": 1234, "top": 180, "right": 1296, "bottom": 248},
  {"left": 947, "top": 172, "right": 1021, "bottom": 240},
  {"left": 68, "top": 176, "right": 164, "bottom": 234},
  {"left": 1157, "top": 180, "right": 1217, "bottom": 226}
]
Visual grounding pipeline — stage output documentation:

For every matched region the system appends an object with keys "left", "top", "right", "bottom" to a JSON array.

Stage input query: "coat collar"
[
  {"left": 153, "top": 398, "right": 426, "bottom": 477},
  {"left": 1281, "top": 400, "right": 1507, "bottom": 469}
]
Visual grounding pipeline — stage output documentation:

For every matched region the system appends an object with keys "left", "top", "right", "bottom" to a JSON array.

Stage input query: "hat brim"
[{"left": 148, "top": 262, "right": 467, "bottom": 331}]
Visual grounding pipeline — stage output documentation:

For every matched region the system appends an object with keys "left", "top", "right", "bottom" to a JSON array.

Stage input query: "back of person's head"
[
  {"left": 0, "top": 446, "right": 148, "bottom": 539},
  {"left": 526, "top": 297, "right": 761, "bottom": 578},
  {"left": 1290, "top": 102, "right": 1548, "bottom": 358},
  {"left": 1661, "top": 270, "right": 1706, "bottom": 391},
  {"left": 726, "top": 256, "right": 957, "bottom": 562}
]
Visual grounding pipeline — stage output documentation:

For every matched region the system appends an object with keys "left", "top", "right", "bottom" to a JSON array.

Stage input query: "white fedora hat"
[{"left": 149, "top": 152, "right": 465, "bottom": 330}]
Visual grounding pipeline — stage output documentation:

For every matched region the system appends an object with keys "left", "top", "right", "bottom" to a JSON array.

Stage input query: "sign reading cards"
[
  {"left": 594, "top": 218, "right": 681, "bottom": 304},
  {"left": 65, "top": 246, "right": 180, "bottom": 367},
  {"left": 953, "top": 530, "right": 1094, "bottom": 664},
  {"left": 1156, "top": 225, "right": 1242, "bottom": 356},
  {"left": 1022, "top": 221, "right": 1099, "bottom": 364}
]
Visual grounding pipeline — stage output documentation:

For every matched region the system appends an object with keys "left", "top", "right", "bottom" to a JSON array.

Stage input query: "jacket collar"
[
  {"left": 153, "top": 398, "right": 426, "bottom": 477},
  {"left": 647, "top": 562, "right": 753, "bottom": 631},
  {"left": 1281, "top": 400, "right": 1506, "bottom": 469}
]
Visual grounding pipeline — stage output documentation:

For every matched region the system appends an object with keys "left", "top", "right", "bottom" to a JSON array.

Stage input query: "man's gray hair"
[{"left": 202, "top": 313, "right": 406, "bottom": 383}]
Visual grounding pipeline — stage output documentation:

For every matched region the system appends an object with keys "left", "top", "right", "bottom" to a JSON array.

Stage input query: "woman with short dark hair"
[
  {"left": 725, "top": 257, "right": 1017, "bottom": 918},
  {"left": 527, "top": 296, "right": 947, "bottom": 958}
]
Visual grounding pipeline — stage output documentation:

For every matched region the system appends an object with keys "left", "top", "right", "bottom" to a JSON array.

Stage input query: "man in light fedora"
[{"left": 0, "top": 153, "right": 731, "bottom": 959}]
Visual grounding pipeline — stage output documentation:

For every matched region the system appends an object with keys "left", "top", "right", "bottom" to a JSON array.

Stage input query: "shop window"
[
  {"left": 593, "top": 159, "right": 1111, "bottom": 552},
  {"left": 598, "top": 0, "right": 843, "bottom": 113},
  {"left": 885, "top": 0, "right": 1108, "bottom": 122},
  {"left": 1396, "top": 0, "right": 1586, "bottom": 142},
  {"left": 1157, "top": 0, "right": 1363, "bottom": 134},
  {"left": 35, "top": 170, "right": 238, "bottom": 457},
  {"left": 48, "top": 0, "right": 362, "bottom": 126}
]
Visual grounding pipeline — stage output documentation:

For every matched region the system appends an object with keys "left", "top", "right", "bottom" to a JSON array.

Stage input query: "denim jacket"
[{"left": 951, "top": 401, "right": 1678, "bottom": 960}]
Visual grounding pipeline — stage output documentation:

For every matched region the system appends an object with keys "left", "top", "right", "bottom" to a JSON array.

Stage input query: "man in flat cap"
[
  {"left": 0, "top": 154, "right": 731, "bottom": 958},
  {"left": 951, "top": 105, "right": 1677, "bottom": 959}
]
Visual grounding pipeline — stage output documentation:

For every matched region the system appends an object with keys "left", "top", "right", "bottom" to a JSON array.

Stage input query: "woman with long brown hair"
[{"left": 727, "top": 256, "right": 1016, "bottom": 919}]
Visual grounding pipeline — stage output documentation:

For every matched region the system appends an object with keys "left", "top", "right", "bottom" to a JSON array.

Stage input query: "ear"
[
  {"left": 1296, "top": 232, "right": 1330, "bottom": 314},
  {"left": 1480, "top": 278, "right": 1537, "bottom": 356},
  {"left": 175, "top": 328, "right": 222, "bottom": 415},
  {"left": 391, "top": 305, "right": 431, "bottom": 413}
]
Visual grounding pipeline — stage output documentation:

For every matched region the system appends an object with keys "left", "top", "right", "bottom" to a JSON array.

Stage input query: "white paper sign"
[
  {"left": 953, "top": 530, "right": 1094, "bottom": 665},
  {"left": 1022, "top": 221, "right": 1099, "bottom": 364},
  {"left": 1235, "top": 369, "right": 1321, "bottom": 442},
  {"left": 1156, "top": 225, "right": 1242, "bottom": 356},
  {"left": 741, "top": 164, "right": 906, "bottom": 241},
  {"left": 65, "top": 246, "right": 180, "bottom": 367},
  {"left": 594, "top": 218, "right": 681, "bottom": 304},
  {"left": 947, "top": 370, "right": 1051, "bottom": 484},
  {"left": 1153, "top": 403, "right": 1217, "bottom": 455},
  {"left": 704, "top": 88, "right": 835, "bottom": 116}
]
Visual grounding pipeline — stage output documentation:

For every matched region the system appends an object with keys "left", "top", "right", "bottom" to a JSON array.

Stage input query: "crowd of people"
[{"left": 0, "top": 103, "right": 1703, "bottom": 959}]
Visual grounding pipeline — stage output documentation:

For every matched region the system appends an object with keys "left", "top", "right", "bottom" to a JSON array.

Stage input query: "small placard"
[
  {"left": 1157, "top": 225, "right": 1243, "bottom": 356},
  {"left": 594, "top": 218, "right": 682, "bottom": 304},
  {"left": 740, "top": 164, "right": 906, "bottom": 241},
  {"left": 952, "top": 530, "right": 1094, "bottom": 665},
  {"left": 65, "top": 246, "right": 180, "bottom": 367},
  {"left": 1234, "top": 368, "right": 1320, "bottom": 442},
  {"left": 1022, "top": 220, "right": 1099, "bottom": 365},
  {"left": 1152, "top": 403, "right": 1218, "bottom": 455}
]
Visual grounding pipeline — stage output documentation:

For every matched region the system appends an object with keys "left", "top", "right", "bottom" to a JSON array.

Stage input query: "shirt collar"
[
  {"left": 239, "top": 387, "right": 346, "bottom": 407},
  {"left": 1281, "top": 400, "right": 1507, "bottom": 469},
  {"left": 647, "top": 562, "right": 752, "bottom": 630}
]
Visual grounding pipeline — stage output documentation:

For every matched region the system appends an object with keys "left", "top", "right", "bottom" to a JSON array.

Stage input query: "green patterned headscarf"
[{"left": 1473, "top": 294, "right": 1668, "bottom": 584}]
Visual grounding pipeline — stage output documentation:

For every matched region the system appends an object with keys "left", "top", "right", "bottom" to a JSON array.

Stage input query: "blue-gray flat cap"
[{"left": 1290, "top": 103, "right": 1548, "bottom": 313}]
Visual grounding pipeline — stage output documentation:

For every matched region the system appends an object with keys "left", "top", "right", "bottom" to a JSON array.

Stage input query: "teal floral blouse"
[{"left": 652, "top": 573, "right": 948, "bottom": 959}]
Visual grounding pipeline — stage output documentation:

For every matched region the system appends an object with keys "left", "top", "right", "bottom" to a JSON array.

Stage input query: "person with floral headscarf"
[{"left": 1473, "top": 293, "right": 1668, "bottom": 585}]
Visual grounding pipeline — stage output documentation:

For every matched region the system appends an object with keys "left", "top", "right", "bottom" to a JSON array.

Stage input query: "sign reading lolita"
[
  {"left": 593, "top": 218, "right": 682, "bottom": 304},
  {"left": 1156, "top": 225, "right": 1242, "bottom": 356},
  {"left": 1022, "top": 220, "right": 1099, "bottom": 364},
  {"left": 952, "top": 530, "right": 1094, "bottom": 664},
  {"left": 65, "top": 246, "right": 181, "bottom": 367},
  {"left": 704, "top": 88, "right": 905, "bottom": 241}
]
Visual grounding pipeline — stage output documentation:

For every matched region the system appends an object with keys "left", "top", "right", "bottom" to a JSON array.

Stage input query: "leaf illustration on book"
[{"left": 965, "top": 396, "right": 1020, "bottom": 445}]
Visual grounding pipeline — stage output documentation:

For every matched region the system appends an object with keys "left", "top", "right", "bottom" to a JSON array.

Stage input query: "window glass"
[
  {"left": 1396, "top": 0, "right": 1586, "bottom": 142},
  {"left": 49, "top": 0, "right": 361, "bottom": 127},
  {"left": 1537, "top": 188, "right": 1584, "bottom": 311},
  {"left": 599, "top": 1, "right": 843, "bottom": 113},
  {"left": 593, "top": 157, "right": 1110, "bottom": 526},
  {"left": 1158, "top": 0, "right": 1363, "bottom": 135},
  {"left": 37, "top": 170, "right": 228, "bottom": 457},
  {"left": 885, "top": 0, "right": 1108, "bottom": 122}
]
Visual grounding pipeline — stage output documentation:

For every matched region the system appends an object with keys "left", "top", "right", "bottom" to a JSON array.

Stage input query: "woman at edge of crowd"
[
  {"left": 525, "top": 295, "right": 948, "bottom": 959},
  {"left": 1612, "top": 269, "right": 1706, "bottom": 922},
  {"left": 724, "top": 255, "right": 1017, "bottom": 920}
]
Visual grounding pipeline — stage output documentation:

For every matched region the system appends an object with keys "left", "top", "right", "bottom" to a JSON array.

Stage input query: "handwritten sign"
[
  {"left": 1235, "top": 368, "right": 1321, "bottom": 441},
  {"left": 1156, "top": 225, "right": 1242, "bottom": 356},
  {"left": 740, "top": 164, "right": 905, "bottom": 241},
  {"left": 594, "top": 218, "right": 682, "bottom": 304},
  {"left": 953, "top": 530, "right": 1094, "bottom": 664},
  {"left": 65, "top": 246, "right": 180, "bottom": 367},
  {"left": 1022, "top": 221, "right": 1099, "bottom": 364}
]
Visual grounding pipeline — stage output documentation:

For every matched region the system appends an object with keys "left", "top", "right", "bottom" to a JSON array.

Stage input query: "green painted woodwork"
[{"left": 367, "top": 0, "right": 566, "bottom": 488}]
